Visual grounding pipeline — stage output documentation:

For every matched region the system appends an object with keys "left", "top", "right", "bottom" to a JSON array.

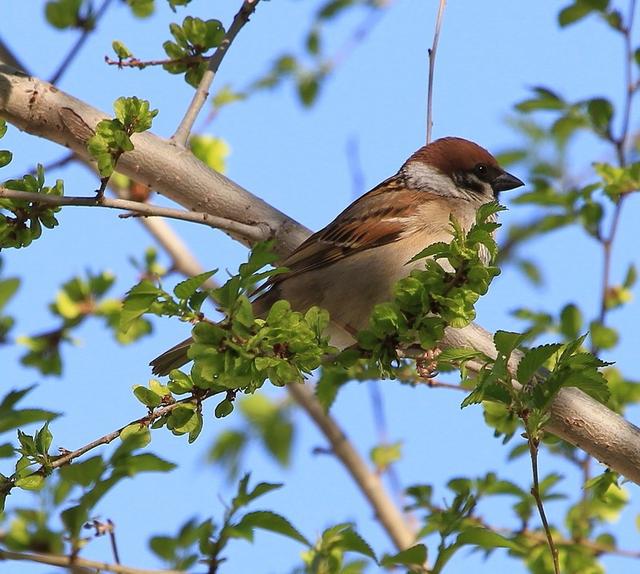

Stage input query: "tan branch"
[
  {"left": 0, "top": 549, "right": 182, "bottom": 574},
  {"left": 1, "top": 65, "right": 640, "bottom": 485}
]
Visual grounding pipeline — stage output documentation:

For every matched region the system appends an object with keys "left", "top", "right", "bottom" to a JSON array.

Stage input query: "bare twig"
[
  {"left": 525, "top": 420, "right": 560, "bottom": 574},
  {"left": 108, "top": 520, "right": 121, "bottom": 565},
  {"left": 0, "top": 549, "right": 182, "bottom": 574},
  {"left": 0, "top": 187, "right": 269, "bottom": 242},
  {"left": 105, "top": 54, "right": 207, "bottom": 69},
  {"left": 426, "top": 0, "right": 447, "bottom": 144},
  {"left": 49, "top": 0, "right": 115, "bottom": 85},
  {"left": 615, "top": 0, "right": 638, "bottom": 166},
  {"left": 595, "top": 0, "right": 638, "bottom": 346},
  {"left": 172, "top": 0, "right": 261, "bottom": 146},
  {"left": 327, "top": 1, "right": 394, "bottom": 71}
]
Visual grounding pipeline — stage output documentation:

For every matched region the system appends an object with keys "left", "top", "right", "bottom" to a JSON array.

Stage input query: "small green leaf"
[
  {"left": 15, "top": 474, "right": 45, "bottom": 490},
  {"left": 173, "top": 270, "right": 216, "bottom": 300},
  {"left": 516, "top": 344, "right": 561, "bottom": 383},
  {"left": 457, "top": 526, "right": 520, "bottom": 550},
  {"left": 59, "top": 456, "right": 105, "bottom": 486},
  {"left": 133, "top": 385, "right": 163, "bottom": 408},
  {"left": 214, "top": 399, "right": 234, "bottom": 418},
  {"left": 370, "top": 442, "right": 402, "bottom": 471},
  {"left": 381, "top": 544, "right": 427, "bottom": 567},
  {"left": 238, "top": 511, "right": 310, "bottom": 546},
  {"left": 120, "top": 424, "right": 151, "bottom": 448},
  {"left": 493, "top": 330, "right": 525, "bottom": 357},
  {"left": 0, "top": 150, "right": 12, "bottom": 168}
]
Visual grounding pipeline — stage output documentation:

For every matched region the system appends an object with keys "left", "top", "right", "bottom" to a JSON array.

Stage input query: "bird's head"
[{"left": 402, "top": 137, "right": 524, "bottom": 201}]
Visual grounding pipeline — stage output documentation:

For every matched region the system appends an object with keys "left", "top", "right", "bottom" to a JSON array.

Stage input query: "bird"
[{"left": 150, "top": 137, "right": 524, "bottom": 376}]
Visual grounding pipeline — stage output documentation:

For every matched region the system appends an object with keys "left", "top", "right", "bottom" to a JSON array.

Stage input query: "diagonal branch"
[
  {"left": 172, "top": 0, "right": 261, "bottom": 146},
  {"left": 1, "top": 65, "right": 640, "bottom": 485}
]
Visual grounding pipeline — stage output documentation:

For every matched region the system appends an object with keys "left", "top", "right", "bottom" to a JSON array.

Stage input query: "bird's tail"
[{"left": 149, "top": 337, "right": 193, "bottom": 376}]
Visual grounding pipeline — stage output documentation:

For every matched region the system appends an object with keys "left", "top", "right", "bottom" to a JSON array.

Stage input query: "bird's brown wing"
[{"left": 256, "top": 174, "right": 436, "bottom": 296}]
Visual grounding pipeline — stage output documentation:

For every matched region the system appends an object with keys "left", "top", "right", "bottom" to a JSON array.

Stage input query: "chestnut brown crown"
[{"left": 407, "top": 137, "right": 524, "bottom": 196}]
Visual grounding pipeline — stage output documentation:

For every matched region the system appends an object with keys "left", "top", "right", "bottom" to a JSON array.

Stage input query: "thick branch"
[
  {"left": 1, "top": 66, "right": 640, "bottom": 484},
  {"left": 0, "top": 64, "right": 309, "bottom": 255}
]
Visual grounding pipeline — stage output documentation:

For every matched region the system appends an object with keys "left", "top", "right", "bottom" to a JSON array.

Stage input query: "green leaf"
[
  {"left": 120, "top": 424, "right": 151, "bottom": 448},
  {"left": 173, "top": 270, "right": 216, "bottom": 300},
  {"left": 370, "top": 442, "right": 402, "bottom": 471},
  {"left": 0, "top": 278, "right": 20, "bottom": 310},
  {"left": 590, "top": 321, "right": 619, "bottom": 349},
  {"left": 214, "top": 398, "right": 234, "bottom": 418},
  {"left": 587, "top": 97, "right": 613, "bottom": 135},
  {"left": 59, "top": 456, "right": 105, "bottom": 486},
  {"left": 190, "top": 135, "right": 230, "bottom": 173},
  {"left": 238, "top": 511, "right": 310, "bottom": 546},
  {"left": 115, "top": 453, "right": 176, "bottom": 475},
  {"left": 112, "top": 40, "right": 132, "bottom": 59},
  {"left": 15, "top": 474, "right": 45, "bottom": 490},
  {"left": 133, "top": 385, "right": 163, "bottom": 408},
  {"left": 516, "top": 344, "right": 561, "bottom": 383},
  {"left": 45, "top": 0, "right": 82, "bottom": 29},
  {"left": 493, "top": 330, "right": 525, "bottom": 357},
  {"left": 623, "top": 264, "right": 637, "bottom": 289},
  {"left": 457, "top": 526, "right": 520, "bottom": 550},
  {"left": 381, "top": 544, "right": 427, "bottom": 567},
  {"left": 121, "top": 280, "right": 162, "bottom": 329},
  {"left": 0, "top": 150, "right": 12, "bottom": 168},
  {"left": 560, "top": 303, "right": 582, "bottom": 339}
]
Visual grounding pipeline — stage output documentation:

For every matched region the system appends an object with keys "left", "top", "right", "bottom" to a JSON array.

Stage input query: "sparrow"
[{"left": 150, "top": 137, "right": 523, "bottom": 375}]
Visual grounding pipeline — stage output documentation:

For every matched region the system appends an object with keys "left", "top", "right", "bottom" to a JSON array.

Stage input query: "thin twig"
[
  {"left": 426, "top": 0, "right": 447, "bottom": 144},
  {"left": 104, "top": 54, "right": 207, "bottom": 69},
  {"left": 41, "top": 391, "right": 214, "bottom": 473},
  {"left": 594, "top": 0, "right": 638, "bottom": 347},
  {"left": 615, "top": 0, "right": 638, "bottom": 167},
  {"left": 49, "top": 0, "right": 115, "bottom": 85},
  {"left": 0, "top": 187, "right": 269, "bottom": 243},
  {"left": 172, "top": 0, "right": 261, "bottom": 146},
  {"left": 327, "top": 1, "right": 393, "bottom": 71},
  {"left": 525, "top": 420, "right": 560, "bottom": 574},
  {"left": 0, "top": 549, "right": 182, "bottom": 574},
  {"left": 108, "top": 519, "right": 121, "bottom": 565}
]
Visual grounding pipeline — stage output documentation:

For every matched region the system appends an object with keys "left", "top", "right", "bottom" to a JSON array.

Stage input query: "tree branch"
[
  {"left": 426, "top": 0, "right": 446, "bottom": 144},
  {"left": 0, "top": 187, "right": 268, "bottom": 242},
  {"left": 0, "top": 549, "right": 183, "bottom": 574},
  {"left": 1, "top": 65, "right": 640, "bottom": 485},
  {"left": 172, "top": 0, "right": 261, "bottom": 146},
  {"left": 49, "top": 0, "right": 116, "bottom": 85}
]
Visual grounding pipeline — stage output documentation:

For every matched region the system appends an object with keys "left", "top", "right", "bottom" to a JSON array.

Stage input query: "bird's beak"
[{"left": 492, "top": 171, "right": 524, "bottom": 192}]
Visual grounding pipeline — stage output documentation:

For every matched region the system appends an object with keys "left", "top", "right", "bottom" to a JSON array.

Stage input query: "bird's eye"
[{"left": 474, "top": 164, "right": 488, "bottom": 177}]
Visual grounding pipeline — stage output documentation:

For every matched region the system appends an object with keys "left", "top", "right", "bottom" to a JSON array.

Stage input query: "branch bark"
[
  {"left": 1, "top": 65, "right": 640, "bottom": 484},
  {"left": 0, "top": 549, "right": 183, "bottom": 574}
]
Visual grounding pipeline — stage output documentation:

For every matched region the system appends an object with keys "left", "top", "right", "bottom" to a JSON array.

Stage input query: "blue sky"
[{"left": 2, "top": 1, "right": 639, "bottom": 573}]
